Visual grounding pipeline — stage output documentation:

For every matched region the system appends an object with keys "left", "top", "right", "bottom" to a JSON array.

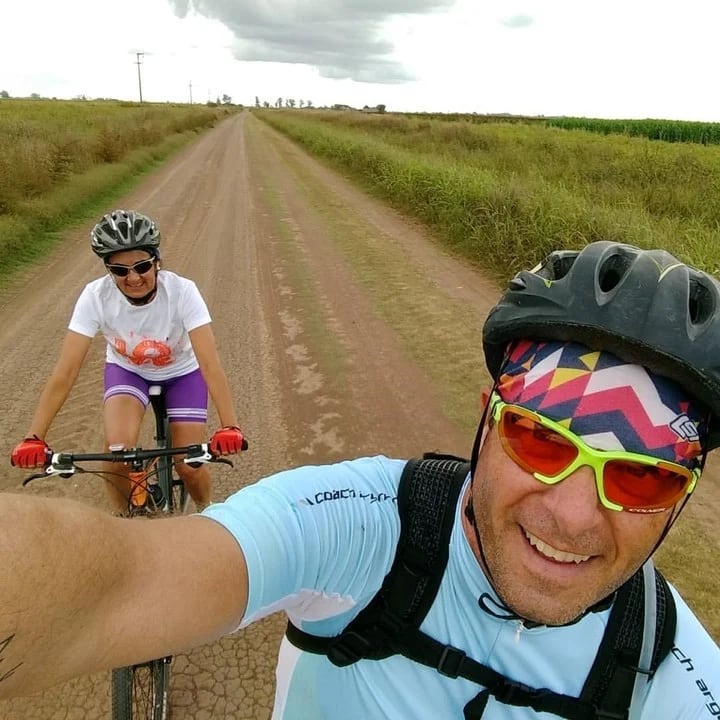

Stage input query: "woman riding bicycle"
[{"left": 10, "top": 209, "right": 244, "bottom": 513}]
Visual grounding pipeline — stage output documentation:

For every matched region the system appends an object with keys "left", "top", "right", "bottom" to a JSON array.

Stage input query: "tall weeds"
[
  {"left": 258, "top": 110, "right": 720, "bottom": 277},
  {"left": 0, "top": 99, "right": 233, "bottom": 280}
]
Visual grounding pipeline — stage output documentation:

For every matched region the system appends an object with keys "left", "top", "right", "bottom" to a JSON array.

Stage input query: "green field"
[
  {"left": 256, "top": 109, "right": 720, "bottom": 280},
  {"left": 398, "top": 111, "right": 720, "bottom": 145}
]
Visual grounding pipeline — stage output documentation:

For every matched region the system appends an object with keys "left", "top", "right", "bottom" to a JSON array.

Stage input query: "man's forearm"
[
  {"left": 0, "top": 492, "right": 249, "bottom": 700},
  {"left": 0, "top": 494, "right": 122, "bottom": 697}
]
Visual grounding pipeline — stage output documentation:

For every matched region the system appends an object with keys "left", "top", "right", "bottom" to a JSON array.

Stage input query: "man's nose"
[{"left": 542, "top": 464, "right": 605, "bottom": 529}]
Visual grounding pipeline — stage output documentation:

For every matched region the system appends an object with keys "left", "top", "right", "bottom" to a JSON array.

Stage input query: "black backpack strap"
[
  {"left": 286, "top": 455, "right": 469, "bottom": 664},
  {"left": 384, "top": 622, "right": 597, "bottom": 720},
  {"left": 579, "top": 560, "right": 677, "bottom": 719}
]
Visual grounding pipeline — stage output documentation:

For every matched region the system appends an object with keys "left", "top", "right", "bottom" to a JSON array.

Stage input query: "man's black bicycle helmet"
[
  {"left": 90, "top": 209, "right": 161, "bottom": 259},
  {"left": 483, "top": 240, "right": 720, "bottom": 448}
]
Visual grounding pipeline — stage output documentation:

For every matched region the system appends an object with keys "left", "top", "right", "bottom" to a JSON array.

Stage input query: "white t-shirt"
[{"left": 68, "top": 270, "right": 211, "bottom": 380}]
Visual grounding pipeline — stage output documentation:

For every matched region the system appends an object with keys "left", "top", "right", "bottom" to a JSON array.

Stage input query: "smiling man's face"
[
  {"left": 463, "top": 338, "right": 703, "bottom": 625},
  {"left": 464, "top": 428, "right": 671, "bottom": 625}
]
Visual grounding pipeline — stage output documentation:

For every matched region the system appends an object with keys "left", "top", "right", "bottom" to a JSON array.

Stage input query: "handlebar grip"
[{"left": 241, "top": 437, "right": 249, "bottom": 451}]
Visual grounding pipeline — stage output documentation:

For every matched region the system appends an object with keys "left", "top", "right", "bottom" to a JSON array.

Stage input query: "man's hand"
[
  {"left": 11, "top": 436, "right": 51, "bottom": 468},
  {"left": 209, "top": 426, "right": 246, "bottom": 455}
]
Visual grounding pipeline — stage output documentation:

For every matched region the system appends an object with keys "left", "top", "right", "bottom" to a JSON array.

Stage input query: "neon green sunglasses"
[{"left": 490, "top": 395, "right": 699, "bottom": 513}]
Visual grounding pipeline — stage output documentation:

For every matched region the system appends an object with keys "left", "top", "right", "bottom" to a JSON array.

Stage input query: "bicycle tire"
[{"left": 111, "top": 659, "right": 170, "bottom": 720}]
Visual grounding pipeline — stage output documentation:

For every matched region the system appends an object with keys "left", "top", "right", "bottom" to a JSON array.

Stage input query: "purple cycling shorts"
[{"left": 103, "top": 364, "right": 208, "bottom": 424}]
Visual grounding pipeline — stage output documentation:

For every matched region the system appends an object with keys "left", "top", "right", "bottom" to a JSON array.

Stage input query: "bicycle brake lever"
[
  {"left": 23, "top": 463, "right": 76, "bottom": 484},
  {"left": 215, "top": 457, "right": 234, "bottom": 467},
  {"left": 184, "top": 448, "right": 214, "bottom": 468}
]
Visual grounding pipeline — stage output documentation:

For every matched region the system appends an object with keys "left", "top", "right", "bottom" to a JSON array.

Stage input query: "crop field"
[
  {"left": 257, "top": 109, "right": 720, "bottom": 280},
  {"left": 399, "top": 111, "right": 720, "bottom": 145}
]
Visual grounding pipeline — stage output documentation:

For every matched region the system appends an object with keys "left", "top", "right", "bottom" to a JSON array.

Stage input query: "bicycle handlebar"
[{"left": 22, "top": 440, "right": 247, "bottom": 485}]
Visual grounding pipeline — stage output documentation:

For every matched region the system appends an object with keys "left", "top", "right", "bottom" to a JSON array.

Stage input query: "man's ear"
[{"left": 479, "top": 388, "right": 492, "bottom": 413}]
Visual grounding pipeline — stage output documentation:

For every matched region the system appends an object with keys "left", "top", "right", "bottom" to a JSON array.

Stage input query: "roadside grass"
[
  {"left": 256, "top": 110, "right": 720, "bottom": 278},
  {"left": 655, "top": 510, "right": 719, "bottom": 639},
  {"left": 0, "top": 99, "right": 235, "bottom": 286},
  {"left": 254, "top": 112, "right": 720, "bottom": 642}
]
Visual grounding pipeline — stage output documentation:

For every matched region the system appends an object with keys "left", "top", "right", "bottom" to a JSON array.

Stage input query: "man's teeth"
[{"left": 525, "top": 531, "right": 590, "bottom": 564}]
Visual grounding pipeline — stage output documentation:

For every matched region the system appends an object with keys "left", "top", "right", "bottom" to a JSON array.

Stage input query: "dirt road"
[{"left": 0, "top": 111, "right": 716, "bottom": 718}]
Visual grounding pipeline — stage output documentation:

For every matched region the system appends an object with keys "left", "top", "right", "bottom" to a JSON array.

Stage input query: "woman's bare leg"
[
  {"left": 170, "top": 421, "right": 212, "bottom": 511},
  {"left": 103, "top": 395, "right": 145, "bottom": 513}
]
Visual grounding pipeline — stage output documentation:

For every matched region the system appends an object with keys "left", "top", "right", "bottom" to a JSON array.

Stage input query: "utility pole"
[
  {"left": 189, "top": 81, "right": 193, "bottom": 105},
  {"left": 135, "top": 51, "right": 145, "bottom": 102}
]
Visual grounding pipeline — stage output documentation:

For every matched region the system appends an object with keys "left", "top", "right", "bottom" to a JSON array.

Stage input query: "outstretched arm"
[{"left": 0, "top": 493, "right": 248, "bottom": 698}]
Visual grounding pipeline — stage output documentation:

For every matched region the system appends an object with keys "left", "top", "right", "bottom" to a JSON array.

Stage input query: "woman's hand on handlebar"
[
  {"left": 208, "top": 426, "right": 247, "bottom": 455},
  {"left": 11, "top": 436, "right": 52, "bottom": 469}
]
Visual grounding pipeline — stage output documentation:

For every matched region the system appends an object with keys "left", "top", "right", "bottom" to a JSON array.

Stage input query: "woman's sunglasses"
[
  {"left": 490, "top": 395, "right": 699, "bottom": 513},
  {"left": 106, "top": 259, "right": 156, "bottom": 277}
]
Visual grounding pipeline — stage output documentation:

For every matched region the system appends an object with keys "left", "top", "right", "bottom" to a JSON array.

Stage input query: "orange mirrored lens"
[
  {"left": 603, "top": 460, "right": 691, "bottom": 510},
  {"left": 501, "top": 408, "right": 578, "bottom": 475}
]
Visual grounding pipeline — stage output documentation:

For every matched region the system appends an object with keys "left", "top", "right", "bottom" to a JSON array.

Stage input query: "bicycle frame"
[{"left": 148, "top": 385, "right": 179, "bottom": 514}]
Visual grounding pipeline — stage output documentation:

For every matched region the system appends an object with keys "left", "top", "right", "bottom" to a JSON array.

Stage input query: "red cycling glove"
[
  {"left": 209, "top": 426, "right": 245, "bottom": 455},
  {"left": 11, "top": 436, "right": 52, "bottom": 468}
]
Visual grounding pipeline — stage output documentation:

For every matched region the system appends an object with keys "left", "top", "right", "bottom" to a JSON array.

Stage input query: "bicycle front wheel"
[{"left": 111, "top": 658, "right": 170, "bottom": 720}]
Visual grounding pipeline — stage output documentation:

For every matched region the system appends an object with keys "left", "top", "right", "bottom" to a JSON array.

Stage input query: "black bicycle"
[{"left": 23, "top": 385, "right": 244, "bottom": 720}]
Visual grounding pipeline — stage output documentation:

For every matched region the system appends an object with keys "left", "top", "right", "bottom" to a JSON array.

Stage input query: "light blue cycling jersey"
[{"left": 205, "top": 456, "right": 720, "bottom": 719}]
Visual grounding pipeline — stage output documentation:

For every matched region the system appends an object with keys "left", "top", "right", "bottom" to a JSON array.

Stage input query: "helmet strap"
[{"left": 123, "top": 288, "right": 157, "bottom": 306}]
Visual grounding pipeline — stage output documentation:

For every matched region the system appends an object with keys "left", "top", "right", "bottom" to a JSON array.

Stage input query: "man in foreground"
[{"left": 4, "top": 241, "right": 719, "bottom": 718}]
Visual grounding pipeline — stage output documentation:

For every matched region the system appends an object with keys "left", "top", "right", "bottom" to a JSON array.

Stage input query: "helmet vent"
[
  {"left": 546, "top": 251, "right": 577, "bottom": 281},
  {"left": 688, "top": 278, "right": 714, "bottom": 325},
  {"left": 598, "top": 253, "right": 633, "bottom": 293}
]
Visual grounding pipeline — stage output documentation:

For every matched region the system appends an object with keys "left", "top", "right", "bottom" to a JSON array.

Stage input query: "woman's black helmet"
[
  {"left": 483, "top": 241, "right": 720, "bottom": 448},
  {"left": 90, "top": 209, "right": 161, "bottom": 259}
]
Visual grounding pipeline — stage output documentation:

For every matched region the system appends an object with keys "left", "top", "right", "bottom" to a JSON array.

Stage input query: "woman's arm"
[
  {"left": 0, "top": 493, "right": 248, "bottom": 698},
  {"left": 25, "top": 331, "right": 93, "bottom": 439},
  {"left": 188, "top": 323, "right": 240, "bottom": 428}
]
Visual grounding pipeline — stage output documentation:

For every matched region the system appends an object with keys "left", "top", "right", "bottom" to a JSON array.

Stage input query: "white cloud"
[
  {"left": 1, "top": 0, "right": 720, "bottom": 120},
  {"left": 167, "top": 0, "right": 455, "bottom": 83}
]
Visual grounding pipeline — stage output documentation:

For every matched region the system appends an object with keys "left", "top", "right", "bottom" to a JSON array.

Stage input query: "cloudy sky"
[{"left": 2, "top": 0, "right": 720, "bottom": 121}]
